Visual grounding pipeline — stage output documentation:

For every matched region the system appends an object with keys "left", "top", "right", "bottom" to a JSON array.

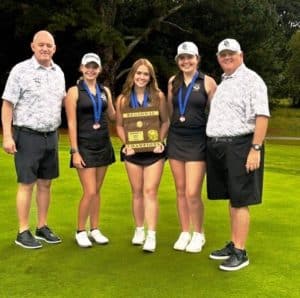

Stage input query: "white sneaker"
[
  {"left": 75, "top": 231, "right": 92, "bottom": 248},
  {"left": 89, "top": 229, "right": 109, "bottom": 244},
  {"left": 143, "top": 235, "right": 156, "bottom": 252},
  {"left": 173, "top": 232, "right": 191, "bottom": 251},
  {"left": 185, "top": 232, "right": 205, "bottom": 253},
  {"left": 132, "top": 228, "right": 145, "bottom": 245}
]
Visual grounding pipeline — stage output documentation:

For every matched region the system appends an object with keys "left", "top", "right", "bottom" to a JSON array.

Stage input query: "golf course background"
[{"left": 0, "top": 106, "right": 299, "bottom": 297}]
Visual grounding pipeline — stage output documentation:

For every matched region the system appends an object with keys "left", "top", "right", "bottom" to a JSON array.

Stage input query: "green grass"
[
  {"left": 0, "top": 133, "right": 299, "bottom": 297},
  {"left": 268, "top": 107, "right": 300, "bottom": 137}
]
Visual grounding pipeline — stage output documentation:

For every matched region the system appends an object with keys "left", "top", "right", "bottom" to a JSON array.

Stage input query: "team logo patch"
[
  {"left": 182, "top": 43, "right": 188, "bottom": 50},
  {"left": 193, "top": 83, "right": 200, "bottom": 91}
]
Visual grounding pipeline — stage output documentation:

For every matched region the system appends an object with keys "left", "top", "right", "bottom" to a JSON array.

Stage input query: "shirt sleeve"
[
  {"left": 250, "top": 75, "right": 270, "bottom": 117},
  {"left": 2, "top": 65, "right": 21, "bottom": 106}
]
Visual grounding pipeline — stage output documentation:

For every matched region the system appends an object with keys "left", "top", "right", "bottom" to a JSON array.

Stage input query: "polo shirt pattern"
[
  {"left": 2, "top": 56, "right": 65, "bottom": 132},
  {"left": 206, "top": 63, "right": 270, "bottom": 137}
]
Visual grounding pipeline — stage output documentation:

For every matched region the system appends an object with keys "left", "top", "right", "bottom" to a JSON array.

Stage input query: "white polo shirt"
[
  {"left": 206, "top": 63, "right": 270, "bottom": 137},
  {"left": 2, "top": 56, "right": 65, "bottom": 132}
]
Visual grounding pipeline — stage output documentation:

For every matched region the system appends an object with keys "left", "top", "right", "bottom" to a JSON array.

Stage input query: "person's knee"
[
  {"left": 186, "top": 189, "right": 200, "bottom": 201},
  {"left": 131, "top": 186, "right": 143, "bottom": 199},
  {"left": 37, "top": 179, "right": 51, "bottom": 190},
  {"left": 175, "top": 185, "right": 186, "bottom": 199},
  {"left": 144, "top": 187, "right": 157, "bottom": 199},
  {"left": 82, "top": 191, "right": 98, "bottom": 201},
  {"left": 230, "top": 205, "right": 249, "bottom": 214},
  {"left": 18, "top": 182, "right": 35, "bottom": 193}
]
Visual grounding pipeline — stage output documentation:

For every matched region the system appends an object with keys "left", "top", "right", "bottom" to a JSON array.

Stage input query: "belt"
[
  {"left": 209, "top": 133, "right": 253, "bottom": 143},
  {"left": 14, "top": 126, "right": 56, "bottom": 137}
]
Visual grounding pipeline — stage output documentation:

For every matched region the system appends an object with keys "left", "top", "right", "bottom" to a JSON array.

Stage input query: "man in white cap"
[{"left": 206, "top": 38, "right": 270, "bottom": 271}]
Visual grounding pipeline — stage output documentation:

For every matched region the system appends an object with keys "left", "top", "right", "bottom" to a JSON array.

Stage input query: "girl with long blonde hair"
[{"left": 116, "top": 58, "right": 169, "bottom": 252}]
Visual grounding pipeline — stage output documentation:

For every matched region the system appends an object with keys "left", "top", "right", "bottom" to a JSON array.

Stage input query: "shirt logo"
[
  {"left": 100, "top": 93, "right": 107, "bottom": 102},
  {"left": 193, "top": 83, "right": 200, "bottom": 91}
]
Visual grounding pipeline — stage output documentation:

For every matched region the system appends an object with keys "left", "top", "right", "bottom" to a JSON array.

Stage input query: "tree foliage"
[
  {"left": 285, "top": 30, "right": 300, "bottom": 106},
  {"left": 272, "top": 0, "right": 300, "bottom": 37},
  {"left": 0, "top": 0, "right": 299, "bottom": 103}
]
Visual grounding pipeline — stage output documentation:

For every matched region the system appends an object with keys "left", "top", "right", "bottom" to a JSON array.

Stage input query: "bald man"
[{"left": 1, "top": 30, "right": 66, "bottom": 249}]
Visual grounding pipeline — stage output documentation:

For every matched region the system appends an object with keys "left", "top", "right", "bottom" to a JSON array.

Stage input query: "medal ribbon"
[
  {"left": 178, "top": 71, "right": 199, "bottom": 118},
  {"left": 130, "top": 90, "right": 148, "bottom": 108},
  {"left": 82, "top": 81, "right": 102, "bottom": 124}
]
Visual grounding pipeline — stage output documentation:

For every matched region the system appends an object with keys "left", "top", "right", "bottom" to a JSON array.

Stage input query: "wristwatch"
[
  {"left": 70, "top": 148, "right": 79, "bottom": 154},
  {"left": 251, "top": 144, "right": 262, "bottom": 151}
]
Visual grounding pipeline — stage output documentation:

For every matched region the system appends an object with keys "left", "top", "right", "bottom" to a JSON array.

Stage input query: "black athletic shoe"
[
  {"left": 219, "top": 247, "right": 249, "bottom": 271},
  {"left": 209, "top": 241, "right": 234, "bottom": 260},
  {"left": 35, "top": 226, "right": 62, "bottom": 244},
  {"left": 15, "top": 230, "right": 42, "bottom": 249}
]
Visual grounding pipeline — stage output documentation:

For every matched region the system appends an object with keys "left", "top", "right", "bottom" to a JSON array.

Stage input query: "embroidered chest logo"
[
  {"left": 193, "top": 83, "right": 201, "bottom": 91},
  {"left": 100, "top": 94, "right": 107, "bottom": 102}
]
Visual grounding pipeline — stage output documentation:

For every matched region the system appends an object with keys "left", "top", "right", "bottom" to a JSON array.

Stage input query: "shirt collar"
[
  {"left": 31, "top": 55, "right": 56, "bottom": 70},
  {"left": 222, "top": 63, "right": 245, "bottom": 80}
]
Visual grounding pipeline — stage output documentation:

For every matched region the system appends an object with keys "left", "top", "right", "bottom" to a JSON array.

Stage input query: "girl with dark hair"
[{"left": 167, "top": 42, "right": 217, "bottom": 253}]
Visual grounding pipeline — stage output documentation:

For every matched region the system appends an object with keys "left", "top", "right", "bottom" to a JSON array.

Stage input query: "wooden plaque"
[{"left": 122, "top": 107, "right": 160, "bottom": 152}]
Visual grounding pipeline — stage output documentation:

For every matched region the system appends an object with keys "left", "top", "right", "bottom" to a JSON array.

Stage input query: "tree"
[
  {"left": 47, "top": 0, "right": 185, "bottom": 92},
  {"left": 285, "top": 30, "right": 300, "bottom": 106},
  {"left": 272, "top": 0, "right": 300, "bottom": 38},
  {"left": 161, "top": 0, "right": 286, "bottom": 95},
  {"left": 0, "top": 0, "right": 291, "bottom": 98}
]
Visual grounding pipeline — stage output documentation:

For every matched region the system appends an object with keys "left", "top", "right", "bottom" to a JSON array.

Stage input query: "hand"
[
  {"left": 72, "top": 152, "right": 86, "bottom": 168},
  {"left": 153, "top": 143, "right": 165, "bottom": 153},
  {"left": 3, "top": 136, "right": 17, "bottom": 154},
  {"left": 122, "top": 145, "right": 135, "bottom": 156},
  {"left": 245, "top": 149, "right": 261, "bottom": 173}
]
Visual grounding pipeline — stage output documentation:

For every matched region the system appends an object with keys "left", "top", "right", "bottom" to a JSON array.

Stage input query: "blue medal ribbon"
[
  {"left": 178, "top": 71, "right": 199, "bottom": 119},
  {"left": 82, "top": 81, "right": 102, "bottom": 125},
  {"left": 130, "top": 90, "right": 148, "bottom": 108}
]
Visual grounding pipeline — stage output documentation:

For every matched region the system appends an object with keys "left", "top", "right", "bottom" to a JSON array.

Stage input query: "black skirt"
[
  {"left": 166, "top": 126, "right": 207, "bottom": 161},
  {"left": 120, "top": 145, "right": 166, "bottom": 166},
  {"left": 70, "top": 132, "right": 115, "bottom": 168}
]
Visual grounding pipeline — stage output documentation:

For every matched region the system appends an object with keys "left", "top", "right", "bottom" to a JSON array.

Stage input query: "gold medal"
[{"left": 179, "top": 116, "right": 186, "bottom": 122}]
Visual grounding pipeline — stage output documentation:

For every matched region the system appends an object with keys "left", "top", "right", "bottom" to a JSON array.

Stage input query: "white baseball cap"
[
  {"left": 81, "top": 53, "right": 101, "bottom": 66},
  {"left": 175, "top": 41, "right": 199, "bottom": 61},
  {"left": 217, "top": 38, "right": 241, "bottom": 55}
]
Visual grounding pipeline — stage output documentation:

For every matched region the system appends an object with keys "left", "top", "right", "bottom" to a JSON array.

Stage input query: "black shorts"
[
  {"left": 206, "top": 134, "right": 264, "bottom": 207},
  {"left": 13, "top": 127, "right": 59, "bottom": 184}
]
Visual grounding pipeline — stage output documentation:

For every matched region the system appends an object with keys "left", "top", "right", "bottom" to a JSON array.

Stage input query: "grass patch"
[
  {"left": 268, "top": 107, "right": 300, "bottom": 137},
  {"left": 0, "top": 133, "right": 299, "bottom": 297}
]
